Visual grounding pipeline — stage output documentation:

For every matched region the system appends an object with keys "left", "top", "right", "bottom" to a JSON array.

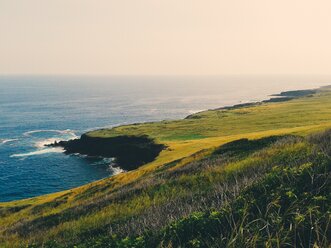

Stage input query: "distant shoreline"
[
  {"left": 51, "top": 87, "right": 325, "bottom": 171},
  {"left": 186, "top": 88, "right": 318, "bottom": 118}
]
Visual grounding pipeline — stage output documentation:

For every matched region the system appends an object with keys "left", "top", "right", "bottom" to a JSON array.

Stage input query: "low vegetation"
[{"left": 1, "top": 87, "right": 331, "bottom": 247}]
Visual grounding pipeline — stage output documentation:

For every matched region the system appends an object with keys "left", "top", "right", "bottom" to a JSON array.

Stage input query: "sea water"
[{"left": 0, "top": 75, "right": 330, "bottom": 202}]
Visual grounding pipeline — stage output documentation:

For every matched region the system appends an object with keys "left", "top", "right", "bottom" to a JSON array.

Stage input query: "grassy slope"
[
  {"left": 139, "top": 148, "right": 330, "bottom": 248},
  {"left": 1, "top": 87, "right": 331, "bottom": 247},
  {"left": 82, "top": 136, "right": 330, "bottom": 247},
  {"left": 87, "top": 86, "right": 331, "bottom": 172}
]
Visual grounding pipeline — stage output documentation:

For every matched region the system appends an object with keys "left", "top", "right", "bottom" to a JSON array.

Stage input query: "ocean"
[{"left": 1, "top": 75, "right": 330, "bottom": 202}]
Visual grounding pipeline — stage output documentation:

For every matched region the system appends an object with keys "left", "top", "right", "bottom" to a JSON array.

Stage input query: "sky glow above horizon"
[{"left": 1, "top": 0, "right": 331, "bottom": 75}]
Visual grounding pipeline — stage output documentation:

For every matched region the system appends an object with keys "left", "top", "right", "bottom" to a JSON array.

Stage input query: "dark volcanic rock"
[
  {"left": 49, "top": 135, "right": 165, "bottom": 171},
  {"left": 271, "top": 89, "right": 317, "bottom": 97}
]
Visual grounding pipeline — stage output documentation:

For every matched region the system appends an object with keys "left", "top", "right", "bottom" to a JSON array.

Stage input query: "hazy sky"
[{"left": 1, "top": 0, "right": 331, "bottom": 75}]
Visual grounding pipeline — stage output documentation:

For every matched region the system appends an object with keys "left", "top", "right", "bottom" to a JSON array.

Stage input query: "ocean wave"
[
  {"left": 106, "top": 158, "right": 124, "bottom": 175},
  {"left": 0, "top": 138, "right": 19, "bottom": 145},
  {"left": 23, "top": 129, "right": 78, "bottom": 138},
  {"left": 10, "top": 147, "right": 64, "bottom": 158},
  {"left": 34, "top": 138, "right": 62, "bottom": 148},
  {"left": 188, "top": 109, "right": 204, "bottom": 114},
  {"left": 22, "top": 129, "right": 79, "bottom": 150},
  {"left": 9, "top": 130, "right": 77, "bottom": 158},
  {"left": 109, "top": 165, "right": 124, "bottom": 175}
]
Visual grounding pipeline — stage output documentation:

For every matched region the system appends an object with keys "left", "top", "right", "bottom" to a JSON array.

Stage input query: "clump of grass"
[
  {"left": 0, "top": 204, "right": 31, "bottom": 217},
  {"left": 79, "top": 155, "right": 329, "bottom": 248},
  {"left": 308, "top": 129, "right": 331, "bottom": 158},
  {"left": 153, "top": 160, "right": 330, "bottom": 248}
]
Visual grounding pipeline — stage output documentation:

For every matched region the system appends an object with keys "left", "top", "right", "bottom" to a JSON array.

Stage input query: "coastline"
[
  {"left": 48, "top": 134, "right": 165, "bottom": 171},
  {"left": 1, "top": 84, "right": 331, "bottom": 246},
  {"left": 51, "top": 87, "right": 324, "bottom": 171}
]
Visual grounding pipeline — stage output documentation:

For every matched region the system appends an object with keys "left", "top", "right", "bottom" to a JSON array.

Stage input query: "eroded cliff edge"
[{"left": 49, "top": 134, "right": 165, "bottom": 171}]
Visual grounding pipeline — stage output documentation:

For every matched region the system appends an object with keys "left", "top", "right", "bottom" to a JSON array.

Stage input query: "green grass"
[
  {"left": 23, "top": 132, "right": 331, "bottom": 247},
  {"left": 1, "top": 87, "right": 331, "bottom": 247},
  {"left": 87, "top": 87, "right": 331, "bottom": 142},
  {"left": 140, "top": 159, "right": 330, "bottom": 248}
]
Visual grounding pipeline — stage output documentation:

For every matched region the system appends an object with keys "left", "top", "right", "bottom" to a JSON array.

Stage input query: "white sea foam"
[
  {"left": 10, "top": 147, "right": 64, "bottom": 158},
  {"left": 10, "top": 130, "right": 78, "bottom": 158},
  {"left": 105, "top": 158, "right": 124, "bottom": 175},
  {"left": 109, "top": 165, "right": 124, "bottom": 175},
  {"left": 0, "top": 138, "right": 18, "bottom": 145},
  {"left": 188, "top": 109, "right": 204, "bottom": 114},
  {"left": 34, "top": 138, "right": 61, "bottom": 148},
  {"left": 23, "top": 129, "right": 78, "bottom": 138}
]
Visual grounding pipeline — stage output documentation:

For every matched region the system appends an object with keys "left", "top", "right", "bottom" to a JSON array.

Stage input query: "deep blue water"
[{"left": 1, "top": 75, "right": 330, "bottom": 202}]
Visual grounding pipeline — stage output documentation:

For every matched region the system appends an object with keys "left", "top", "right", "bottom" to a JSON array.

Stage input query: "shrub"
[{"left": 308, "top": 129, "right": 331, "bottom": 158}]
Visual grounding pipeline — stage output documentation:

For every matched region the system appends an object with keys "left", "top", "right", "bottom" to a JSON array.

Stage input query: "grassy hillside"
[{"left": 1, "top": 87, "right": 331, "bottom": 247}]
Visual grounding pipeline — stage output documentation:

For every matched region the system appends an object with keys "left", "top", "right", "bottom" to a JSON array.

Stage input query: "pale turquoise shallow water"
[{"left": 0, "top": 75, "right": 330, "bottom": 202}]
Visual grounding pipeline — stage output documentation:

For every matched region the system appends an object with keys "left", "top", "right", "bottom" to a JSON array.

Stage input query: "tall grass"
[
  {"left": 1, "top": 86, "right": 331, "bottom": 248},
  {"left": 17, "top": 133, "right": 330, "bottom": 247}
]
